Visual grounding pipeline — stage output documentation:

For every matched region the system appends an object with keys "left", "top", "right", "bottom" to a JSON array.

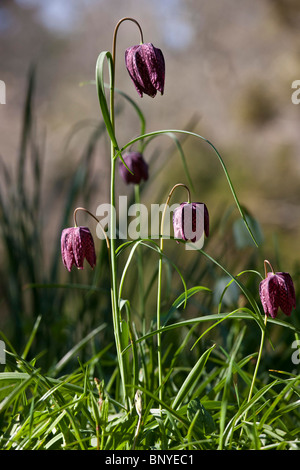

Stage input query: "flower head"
[
  {"left": 119, "top": 151, "right": 149, "bottom": 185},
  {"left": 259, "top": 266, "right": 296, "bottom": 318},
  {"left": 173, "top": 202, "right": 209, "bottom": 243},
  {"left": 61, "top": 226, "right": 96, "bottom": 271},
  {"left": 125, "top": 42, "right": 165, "bottom": 98}
]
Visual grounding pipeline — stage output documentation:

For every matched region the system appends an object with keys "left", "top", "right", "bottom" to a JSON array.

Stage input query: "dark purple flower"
[
  {"left": 173, "top": 202, "right": 209, "bottom": 243},
  {"left": 119, "top": 152, "right": 149, "bottom": 185},
  {"left": 125, "top": 42, "right": 165, "bottom": 98},
  {"left": 61, "top": 226, "right": 96, "bottom": 271},
  {"left": 259, "top": 271, "right": 296, "bottom": 318}
]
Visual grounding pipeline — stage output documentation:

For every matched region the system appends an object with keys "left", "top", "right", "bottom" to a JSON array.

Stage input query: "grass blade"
[{"left": 172, "top": 344, "right": 216, "bottom": 410}]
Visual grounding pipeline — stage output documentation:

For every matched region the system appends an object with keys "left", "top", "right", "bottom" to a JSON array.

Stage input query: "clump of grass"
[
  {"left": 0, "top": 66, "right": 111, "bottom": 370},
  {"left": 1, "top": 315, "right": 300, "bottom": 450}
]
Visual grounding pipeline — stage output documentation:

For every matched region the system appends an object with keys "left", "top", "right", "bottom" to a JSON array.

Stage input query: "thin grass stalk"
[
  {"left": 134, "top": 184, "right": 146, "bottom": 329},
  {"left": 239, "top": 262, "right": 270, "bottom": 439},
  {"left": 246, "top": 314, "right": 268, "bottom": 406},
  {"left": 156, "top": 184, "right": 191, "bottom": 406}
]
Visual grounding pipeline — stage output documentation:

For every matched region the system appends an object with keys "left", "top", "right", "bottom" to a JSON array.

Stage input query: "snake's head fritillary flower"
[
  {"left": 61, "top": 226, "right": 96, "bottom": 271},
  {"left": 125, "top": 43, "right": 165, "bottom": 98},
  {"left": 259, "top": 268, "right": 296, "bottom": 318},
  {"left": 173, "top": 202, "right": 209, "bottom": 243},
  {"left": 119, "top": 151, "right": 149, "bottom": 185}
]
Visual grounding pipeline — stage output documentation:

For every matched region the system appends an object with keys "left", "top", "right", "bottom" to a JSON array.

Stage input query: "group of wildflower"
[{"left": 61, "top": 19, "right": 296, "bottom": 337}]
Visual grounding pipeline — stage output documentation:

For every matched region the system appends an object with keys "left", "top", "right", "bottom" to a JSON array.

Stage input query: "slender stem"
[
  {"left": 247, "top": 313, "right": 268, "bottom": 404},
  {"left": 108, "top": 18, "right": 144, "bottom": 410},
  {"left": 156, "top": 259, "right": 163, "bottom": 406},
  {"left": 134, "top": 184, "right": 146, "bottom": 330},
  {"left": 132, "top": 390, "right": 143, "bottom": 449},
  {"left": 156, "top": 183, "right": 191, "bottom": 406},
  {"left": 132, "top": 413, "right": 142, "bottom": 450},
  {"left": 240, "top": 313, "right": 268, "bottom": 441}
]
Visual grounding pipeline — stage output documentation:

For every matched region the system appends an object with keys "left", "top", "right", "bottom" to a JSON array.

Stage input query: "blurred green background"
[{"left": 0, "top": 0, "right": 299, "bottom": 373}]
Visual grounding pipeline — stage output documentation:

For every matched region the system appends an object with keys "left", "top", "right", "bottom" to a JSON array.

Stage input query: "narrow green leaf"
[
  {"left": 170, "top": 286, "right": 211, "bottom": 312},
  {"left": 95, "top": 51, "right": 118, "bottom": 149},
  {"left": 172, "top": 344, "right": 216, "bottom": 410},
  {"left": 22, "top": 314, "right": 42, "bottom": 360},
  {"left": 52, "top": 323, "right": 107, "bottom": 375},
  {"left": 0, "top": 370, "right": 39, "bottom": 412}
]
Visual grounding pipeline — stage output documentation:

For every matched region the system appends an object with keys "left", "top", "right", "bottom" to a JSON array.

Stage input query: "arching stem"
[
  {"left": 108, "top": 17, "right": 144, "bottom": 410},
  {"left": 264, "top": 259, "right": 275, "bottom": 278},
  {"left": 159, "top": 183, "right": 191, "bottom": 252},
  {"left": 73, "top": 207, "right": 110, "bottom": 250}
]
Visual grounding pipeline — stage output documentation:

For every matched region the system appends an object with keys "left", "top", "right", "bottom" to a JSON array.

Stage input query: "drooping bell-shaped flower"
[
  {"left": 61, "top": 226, "right": 96, "bottom": 271},
  {"left": 125, "top": 42, "right": 165, "bottom": 98},
  {"left": 173, "top": 202, "right": 209, "bottom": 243},
  {"left": 259, "top": 267, "right": 296, "bottom": 318},
  {"left": 119, "top": 151, "right": 149, "bottom": 185}
]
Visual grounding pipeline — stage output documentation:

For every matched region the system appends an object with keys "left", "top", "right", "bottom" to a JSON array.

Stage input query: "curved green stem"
[
  {"left": 112, "top": 17, "right": 144, "bottom": 62},
  {"left": 264, "top": 259, "right": 275, "bottom": 276},
  {"left": 73, "top": 207, "right": 110, "bottom": 250},
  {"left": 115, "top": 129, "right": 258, "bottom": 247},
  {"left": 240, "top": 259, "right": 273, "bottom": 422}
]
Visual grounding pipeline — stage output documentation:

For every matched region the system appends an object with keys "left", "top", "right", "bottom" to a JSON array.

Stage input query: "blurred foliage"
[
  {"left": 0, "top": 69, "right": 114, "bottom": 372},
  {"left": 270, "top": 0, "right": 300, "bottom": 27},
  {"left": 235, "top": 81, "right": 278, "bottom": 127}
]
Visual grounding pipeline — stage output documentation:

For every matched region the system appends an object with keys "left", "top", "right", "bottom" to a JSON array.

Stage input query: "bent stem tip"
[
  {"left": 160, "top": 183, "right": 191, "bottom": 249},
  {"left": 263, "top": 259, "right": 275, "bottom": 278},
  {"left": 73, "top": 207, "right": 110, "bottom": 250}
]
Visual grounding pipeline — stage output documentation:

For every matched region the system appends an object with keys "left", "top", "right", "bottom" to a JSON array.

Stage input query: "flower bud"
[
  {"left": 125, "top": 42, "right": 165, "bottom": 98},
  {"left": 259, "top": 269, "right": 296, "bottom": 318},
  {"left": 173, "top": 202, "right": 209, "bottom": 243},
  {"left": 61, "top": 226, "right": 96, "bottom": 271},
  {"left": 119, "top": 151, "right": 148, "bottom": 185},
  {"left": 134, "top": 390, "right": 143, "bottom": 418}
]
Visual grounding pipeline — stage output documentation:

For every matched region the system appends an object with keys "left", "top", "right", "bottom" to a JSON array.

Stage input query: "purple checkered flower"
[
  {"left": 125, "top": 42, "right": 165, "bottom": 98},
  {"left": 119, "top": 151, "right": 149, "bottom": 185},
  {"left": 259, "top": 269, "right": 296, "bottom": 318},
  {"left": 173, "top": 202, "right": 209, "bottom": 243},
  {"left": 61, "top": 226, "right": 96, "bottom": 271}
]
